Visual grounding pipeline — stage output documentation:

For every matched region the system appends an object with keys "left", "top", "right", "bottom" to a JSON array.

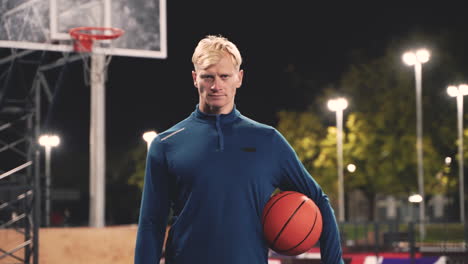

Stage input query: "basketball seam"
[
  {"left": 262, "top": 192, "right": 295, "bottom": 226},
  {"left": 278, "top": 205, "right": 319, "bottom": 254},
  {"left": 271, "top": 199, "right": 306, "bottom": 250}
]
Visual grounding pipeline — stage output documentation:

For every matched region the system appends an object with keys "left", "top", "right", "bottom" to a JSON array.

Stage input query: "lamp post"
[
  {"left": 447, "top": 84, "right": 468, "bottom": 223},
  {"left": 402, "top": 48, "right": 430, "bottom": 238},
  {"left": 38, "top": 134, "right": 60, "bottom": 227},
  {"left": 408, "top": 193, "right": 423, "bottom": 221},
  {"left": 408, "top": 193, "right": 422, "bottom": 264},
  {"left": 328, "top": 97, "right": 348, "bottom": 222},
  {"left": 143, "top": 131, "right": 158, "bottom": 151}
]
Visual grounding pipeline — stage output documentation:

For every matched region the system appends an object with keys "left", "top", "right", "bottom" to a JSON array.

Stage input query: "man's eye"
[
  {"left": 220, "top": 75, "right": 229, "bottom": 79},
  {"left": 201, "top": 75, "right": 214, "bottom": 81}
]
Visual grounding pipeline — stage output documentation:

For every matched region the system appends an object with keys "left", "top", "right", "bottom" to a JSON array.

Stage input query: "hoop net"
[{"left": 69, "top": 27, "right": 124, "bottom": 85}]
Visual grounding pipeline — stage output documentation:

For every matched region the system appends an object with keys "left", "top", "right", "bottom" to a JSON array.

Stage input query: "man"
[{"left": 135, "top": 35, "right": 344, "bottom": 264}]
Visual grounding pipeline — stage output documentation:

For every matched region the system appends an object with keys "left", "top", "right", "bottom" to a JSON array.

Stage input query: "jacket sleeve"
[
  {"left": 134, "top": 137, "right": 171, "bottom": 264},
  {"left": 272, "top": 129, "right": 344, "bottom": 264}
]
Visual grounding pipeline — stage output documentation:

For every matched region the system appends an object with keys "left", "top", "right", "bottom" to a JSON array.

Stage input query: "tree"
[
  {"left": 276, "top": 110, "right": 332, "bottom": 191},
  {"left": 278, "top": 32, "right": 465, "bottom": 220},
  {"left": 338, "top": 49, "right": 443, "bottom": 219},
  {"left": 106, "top": 143, "right": 145, "bottom": 224},
  {"left": 127, "top": 143, "right": 147, "bottom": 190}
]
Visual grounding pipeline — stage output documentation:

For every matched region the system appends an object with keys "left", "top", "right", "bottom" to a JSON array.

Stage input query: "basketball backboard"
[{"left": 0, "top": 0, "right": 167, "bottom": 58}]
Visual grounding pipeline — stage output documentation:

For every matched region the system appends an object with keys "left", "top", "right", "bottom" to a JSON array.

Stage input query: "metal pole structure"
[
  {"left": 33, "top": 74, "right": 41, "bottom": 264},
  {"left": 336, "top": 109, "right": 345, "bottom": 222},
  {"left": 26, "top": 103, "right": 33, "bottom": 263},
  {"left": 456, "top": 94, "right": 465, "bottom": 223},
  {"left": 414, "top": 62, "right": 426, "bottom": 239},
  {"left": 89, "top": 0, "right": 111, "bottom": 227},
  {"left": 39, "top": 135, "right": 59, "bottom": 227},
  {"left": 328, "top": 98, "right": 348, "bottom": 222},
  {"left": 44, "top": 145, "right": 51, "bottom": 227},
  {"left": 409, "top": 221, "right": 415, "bottom": 264},
  {"left": 89, "top": 53, "right": 106, "bottom": 228}
]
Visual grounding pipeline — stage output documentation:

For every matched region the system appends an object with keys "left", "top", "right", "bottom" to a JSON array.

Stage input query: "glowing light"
[
  {"left": 445, "top": 157, "right": 452, "bottom": 165},
  {"left": 408, "top": 194, "right": 423, "bottom": 203},
  {"left": 327, "top": 98, "right": 348, "bottom": 112},
  {"left": 142, "top": 131, "right": 158, "bottom": 144},
  {"left": 402, "top": 49, "right": 430, "bottom": 66},
  {"left": 38, "top": 134, "right": 60, "bottom": 147},
  {"left": 347, "top": 164, "right": 356, "bottom": 173},
  {"left": 447, "top": 84, "right": 468, "bottom": 97},
  {"left": 402, "top": 52, "right": 417, "bottom": 66},
  {"left": 415, "top": 49, "right": 430, "bottom": 63}
]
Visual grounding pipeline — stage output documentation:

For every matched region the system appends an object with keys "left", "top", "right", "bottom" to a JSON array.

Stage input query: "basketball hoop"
[
  {"left": 69, "top": 27, "right": 124, "bottom": 52},
  {"left": 69, "top": 27, "right": 124, "bottom": 86}
]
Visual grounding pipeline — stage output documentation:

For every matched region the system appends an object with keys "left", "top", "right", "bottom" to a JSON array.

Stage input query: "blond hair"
[{"left": 192, "top": 35, "right": 242, "bottom": 71}]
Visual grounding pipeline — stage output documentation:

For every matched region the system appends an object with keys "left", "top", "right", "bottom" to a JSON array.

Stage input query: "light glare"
[
  {"left": 445, "top": 157, "right": 452, "bottom": 165},
  {"left": 327, "top": 98, "right": 348, "bottom": 111},
  {"left": 143, "top": 131, "right": 158, "bottom": 144},
  {"left": 38, "top": 134, "right": 60, "bottom": 147},
  {"left": 347, "top": 164, "right": 356, "bottom": 173},
  {"left": 447, "top": 85, "right": 468, "bottom": 97},
  {"left": 403, "top": 49, "right": 430, "bottom": 65},
  {"left": 459, "top": 84, "right": 468, "bottom": 95},
  {"left": 416, "top": 49, "right": 430, "bottom": 63},
  {"left": 447, "top": 86, "right": 459, "bottom": 97},
  {"left": 402, "top": 52, "right": 417, "bottom": 66},
  {"left": 408, "top": 194, "right": 423, "bottom": 203}
]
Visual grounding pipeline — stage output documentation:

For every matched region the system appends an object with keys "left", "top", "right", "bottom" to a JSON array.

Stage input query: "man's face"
[{"left": 192, "top": 55, "right": 243, "bottom": 115}]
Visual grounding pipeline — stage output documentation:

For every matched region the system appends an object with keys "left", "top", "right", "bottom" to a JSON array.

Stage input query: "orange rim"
[{"left": 69, "top": 27, "right": 124, "bottom": 41}]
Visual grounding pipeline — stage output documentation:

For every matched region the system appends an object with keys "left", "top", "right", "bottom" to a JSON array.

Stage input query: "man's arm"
[
  {"left": 134, "top": 138, "right": 171, "bottom": 264},
  {"left": 272, "top": 130, "right": 344, "bottom": 264}
]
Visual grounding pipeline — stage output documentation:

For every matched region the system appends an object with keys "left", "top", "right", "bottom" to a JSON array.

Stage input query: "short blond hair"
[{"left": 192, "top": 35, "right": 242, "bottom": 71}]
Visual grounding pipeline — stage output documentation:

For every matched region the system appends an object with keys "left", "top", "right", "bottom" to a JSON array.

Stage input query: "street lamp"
[
  {"left": 143, "top": 131, "right": 158, "bottom": 150},
  {"left": 403, "top": 48, "right": 430, "bottom": 236},
  {"left": 328, "top": 97, "right": 348, "bottom": 222},
  {"left": 38, "top": 134, "right": 60, "bottom": 227},
  {"left": 408, "top": 193, "right": 422, "bottom": 263},
  {"left": 445, "top": 156, "right": 452, "bottom": 165},
  {"left": 408, "top": 193, "right": 423, "bottom": 203},
  {"left": 447, "top": 84, "right": 468, "bottom": 223},
  {"left": 347, "top": 164, "right": 356, "bottom": 173},
  {"left": 408, "top": 194, "right": 423, "bottom": 221}
]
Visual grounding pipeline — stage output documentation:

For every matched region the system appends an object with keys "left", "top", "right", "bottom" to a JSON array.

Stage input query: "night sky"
[{"left": 3, "top": 3, "right": 468, "bottom": 216}]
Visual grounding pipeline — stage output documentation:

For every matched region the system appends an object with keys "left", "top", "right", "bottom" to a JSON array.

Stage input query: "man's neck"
[{"left": 199, "top": 104, "right": 234, "bottom": 115}]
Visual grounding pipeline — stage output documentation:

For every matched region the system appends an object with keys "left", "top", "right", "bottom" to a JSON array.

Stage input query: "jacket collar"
[{"left": 192, "top": 104, "right": 240, "bottom": 124}]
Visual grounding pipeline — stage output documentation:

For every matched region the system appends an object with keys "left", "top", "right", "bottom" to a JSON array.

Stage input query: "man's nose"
[{"left": 210, "top": 77, "right": 222, "bottom": 90}]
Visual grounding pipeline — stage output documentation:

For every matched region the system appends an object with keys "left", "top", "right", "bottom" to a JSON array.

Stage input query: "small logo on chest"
[{"left": 241, "top": 147, "right": 257, "bottom": 152}]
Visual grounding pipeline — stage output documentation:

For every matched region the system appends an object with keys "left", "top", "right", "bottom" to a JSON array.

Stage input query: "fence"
[{"left": 339, "top": 220, "right": 468, "bottom": 262}]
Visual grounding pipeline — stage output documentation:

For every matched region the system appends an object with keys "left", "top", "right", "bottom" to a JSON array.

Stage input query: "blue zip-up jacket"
[{"left": 135, "top": 105, "right": 344, "bottom": 264}]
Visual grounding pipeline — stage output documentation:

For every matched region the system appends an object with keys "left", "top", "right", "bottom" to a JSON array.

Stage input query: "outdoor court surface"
[
  {"left": 0, "top": 225, "right": 452, "bottom": 264},
  {"left": 0, "top": 225, "right": 137, "bottom": 264}
]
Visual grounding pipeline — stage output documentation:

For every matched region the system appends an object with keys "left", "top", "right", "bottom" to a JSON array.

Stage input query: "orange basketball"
[{"left": 262, "top": 191, "right": 323, "bottom": 256}]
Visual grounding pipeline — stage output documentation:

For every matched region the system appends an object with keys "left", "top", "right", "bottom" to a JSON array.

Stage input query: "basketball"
[{"left": 262, "top": 191, "right": 323, "bottom": 256}]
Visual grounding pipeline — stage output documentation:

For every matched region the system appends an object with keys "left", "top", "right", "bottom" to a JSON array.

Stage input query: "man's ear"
[
  {"left": 237, "top": 69, "right": 244, "bottom": 88},
  {"left": 192, "top": 71, "right": 197, "bottom": 87}
]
